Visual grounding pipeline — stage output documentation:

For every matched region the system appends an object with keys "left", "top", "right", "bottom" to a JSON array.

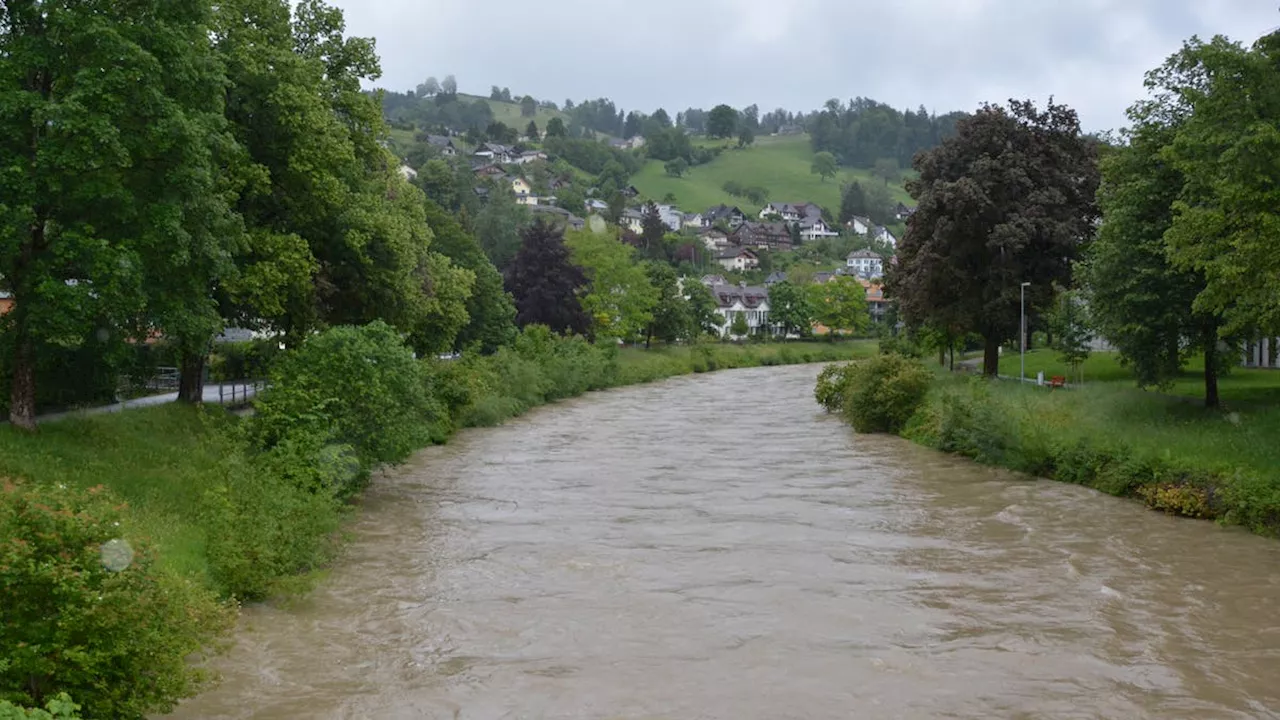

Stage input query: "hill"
[
  {"left": 631, "top": 135, "right": 912, "bottom": 218},
  {"left": 454, "top": 93, "right": 571, "bottom": 133}
]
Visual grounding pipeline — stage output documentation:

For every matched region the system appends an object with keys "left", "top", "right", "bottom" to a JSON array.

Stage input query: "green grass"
[
  {"left": 994, "top": 349, "right": 1280, "bottom": 406},
  {"left": 0, "top": 405, "right": 237, "bottom": 581},
  {"left": 631, "top": 134, "right": 912, "bottom": 215},
  {"left": 457, "top": 93, "right": 573, "bottom": 136}
]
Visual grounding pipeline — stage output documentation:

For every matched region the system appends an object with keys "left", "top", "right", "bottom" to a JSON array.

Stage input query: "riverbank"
[{"left": 824, "top": 359, "right": 1280, "bottom": 536}]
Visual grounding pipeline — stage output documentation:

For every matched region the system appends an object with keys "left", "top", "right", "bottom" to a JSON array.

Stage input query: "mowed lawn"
[
  {"left": 994, "top": 348, "right": 1280, "bottom": 407},
  {"left": 631, "top": 134, "right": 913, "bottom": 215}
]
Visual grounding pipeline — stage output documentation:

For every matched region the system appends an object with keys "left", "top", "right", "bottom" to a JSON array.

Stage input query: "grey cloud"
[{"left": 335, "top": 0, "right": 1279, "bottom": 131}]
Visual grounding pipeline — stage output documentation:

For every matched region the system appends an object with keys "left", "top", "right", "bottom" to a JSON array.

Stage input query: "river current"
[{"left": 167, "top": 364, "right": 1280, "bottom": 719}]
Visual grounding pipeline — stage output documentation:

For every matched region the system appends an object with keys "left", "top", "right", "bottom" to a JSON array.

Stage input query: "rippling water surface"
[{"left": 167, "top": 365, "right": 1280, "bottom": 719}]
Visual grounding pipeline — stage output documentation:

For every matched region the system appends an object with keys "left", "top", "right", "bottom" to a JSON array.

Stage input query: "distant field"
[
  {"left": 631, "top": 135, "right": 913, "bottom": 216},
  {"left": 456, "top": 93, "right": 571, "bottom": 135}
]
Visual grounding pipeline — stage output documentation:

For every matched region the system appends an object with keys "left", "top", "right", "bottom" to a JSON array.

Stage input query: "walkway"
[{"left": 31, "top": 381, "right": 265, "bottom": 425}]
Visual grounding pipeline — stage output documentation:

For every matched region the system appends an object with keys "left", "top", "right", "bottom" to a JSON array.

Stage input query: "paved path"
[{"left": 30, "top": 382, "right": 264, "bottom": 425}]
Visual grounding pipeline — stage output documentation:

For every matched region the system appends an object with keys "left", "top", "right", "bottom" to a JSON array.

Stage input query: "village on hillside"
[{"left": 397, "top": 131, "right": 913, "bottom": 341}]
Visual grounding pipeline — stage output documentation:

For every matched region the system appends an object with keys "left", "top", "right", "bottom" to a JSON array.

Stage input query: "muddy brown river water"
[{"left": 167, "top": 365, "right": 1280, "bottom": 719}]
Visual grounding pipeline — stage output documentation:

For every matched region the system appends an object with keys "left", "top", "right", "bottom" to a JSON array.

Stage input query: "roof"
[
  {"left": 700, "top": 274, "right": 727, "bottom": 286},
  {"left": 716, "top": 247, "right": 757, "bottom": 259},
  {"left": 530, "top": 204, "right": 585, "bottom": 228},
  {"left": 710, "top": 283, "right": 769, "bottom": 309},
  {"left": 765, "top": 271, "right": 788, "bottom": 284},
  {"left": 847, "top": 249, "right": 883, "bottom": 260},
  {"left": 426, "top": 135, "right": 454, "bottom": 147},
  {"left": 621, "top": 208, "right": 645, "bottom": 220},
  {"left": 704, "top": 204, "right": 745, "bottom": 220},
  {"left": 735, "top": 221, "right": 791, "bottom": 237},
  {"left": 766, "top": 202, "right": 823, "bottom": 220}
]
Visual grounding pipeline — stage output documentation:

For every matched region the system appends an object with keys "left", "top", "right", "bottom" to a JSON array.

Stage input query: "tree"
[
  {"left": 1083, "top": 89, "right": 1226, "bottom": 406},
  {"left": 473, "top": 186, "right": 530, "bottom": 270},
  {"left": 1048, "top": 288, "right": 1092, "bottom": 385},
  {"left": 0, "top": 0, "right": 237, "bottom": 427},
  {"left": 520, "top": 95, "right": 537, "bottom": 117},
  {"left": 505, "top": 218, "right": 591, "bottom": 336},
  {"left": 888, "top": 99, "right": 1100, "bottom": 377},
  {"left": 729, "top": 312, "right": 750, "bottom": 338},
  {"left": 811, "top": 151, "right": 839, "bottom": 182},
  {"left": 737, "top": 125, "right": 755, "bottom": 148},
  {"left": 546, "top": 117, "right": 567, "bottom": 138},
  {"left": 416, "top": 159, "right": 457, "bottom": 208},
  {"left": 664, "top": 158, "right": 689, "bottom": 177},
  {"left": 644, "top": 262, "right": 690, "bottom": 347},
  {"left": 442, "top": 74, "right": 458, "bottom": 96},
  {"left": 556, "top": 187, "right": 586, "bottom": 214},
  {"left": 417, "top": 76, "right": 441, "bottom": 97},
  {"left": 486, "top": 121, "right": 517, "bottom": 144},
  {"left": 651, "top": 108, "right": 672, "bottom": 127},
  {"left": 500, "top": 87, "right": 512, "bottom": 103},
  {"left": 839, "top": 181, "right": 869, "bottom": 223},
  {"left": 623, "top": 111, "right": 643, "bottom": 139},
  {"left": 872, "top": 157, "right": 901, "bottom": 186},
  {"left": 422, "top": 199, "right": 517, "bottom": 353},
  {"left": 1160, "top": 35, "right": 1280, "bottom": 341},
  {"left": 640, "top": 201, "right": 667, "bottom": 260},
  {"left": 490, "top": 85, "right": 503, "bottom": 101},
  {"left": 525, "top": 120, "right": 539, "bottom": 139},
  {"left": 685, "top": 282, "right": 721, "bottom": 338},
  {"left": 565, "top": 229, "right": 657, "bottom": 341},
  {"left": 742, "top": 104, "right": 760, "bottom": 130},
  {"left": 707, "top": 104, "right": 738, "bottom": 139},
  {"left": 768, "top": 281, "right": 815, "bottom": 338}
]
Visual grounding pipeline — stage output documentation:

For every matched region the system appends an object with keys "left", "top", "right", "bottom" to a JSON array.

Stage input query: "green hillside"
[
  {"left": 631, "top": 135, "right": 912, "bottom": 216},
  {"left": 456, "top": 93, "right": 570, "bottom": 134}
]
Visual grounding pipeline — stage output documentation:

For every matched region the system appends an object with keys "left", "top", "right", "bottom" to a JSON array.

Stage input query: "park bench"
[{"left": 1049, "top": 375, "right": 1067, "bottom": 389}]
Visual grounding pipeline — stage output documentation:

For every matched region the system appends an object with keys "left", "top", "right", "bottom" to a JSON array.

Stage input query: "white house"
[
  {"left": 873, "top": 226, "right": 898, "bottom": 247},
  {"left": 716, "top": 247, "right": 759, "bottom": 272},
  {"left": 705, "top": 281, "right": 771, "bottom": 338},
  {"left": 847, "top": 216, "right": 873, "bottom": 235},
  {"left": 513, "top": 150, "right": 547, "bottom": 165},
  {"left": 586, "top": 198, "right": 609, "bottom": 212},
  {"left": 473, "top": 143, "right": 516, "bottom": 164},
  {"left": 799, "top": 217, "right": 839, "bottom": 241},
  {"left": 698, "top": 227, "right": 731, "bottom": 251},
  {"left": 656, "top": 204, "right": 684, "bottom": 232},
  {"left": 760, "top": 202, "right": 822, "bottom": 222},
  {"left": 846, "top": 249, "right": 884, "bottom": 279},
  {"left": 620, "top": 208, "right": 645, "bottom": 234},
  {"left": 425, "top": 135, "right": 457, "bottom": 156}
]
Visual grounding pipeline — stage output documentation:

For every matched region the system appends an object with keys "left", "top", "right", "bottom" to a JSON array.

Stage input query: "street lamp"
[{"left": 1020, "top": 282, "right": 1031, "bottom": 384}]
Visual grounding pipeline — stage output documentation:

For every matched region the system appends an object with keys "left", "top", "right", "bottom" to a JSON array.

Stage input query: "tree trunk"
[
  {"left": 938, "top": 345, "right": 946, "bottom": 367},
  {"left": 949, "top": 344, "right": 955, "bottom": 372},
  {"left": 177, "top": 352, "right": 206, "bottom": 404},
  {"left": 9, "top": 335, "right": 37, "bottom": 431},
  {"left": 644, "top": 326, "right": 653, "bottom": 350},
  {"left": 982, "top": 335, "right": 1000, "bottom": 378},
  {"left": 1203, "top": 337, "right": 1220, "bottom": 410}
]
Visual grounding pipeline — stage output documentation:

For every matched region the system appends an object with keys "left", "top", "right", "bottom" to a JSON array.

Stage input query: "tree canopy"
[{"left": 505, "top": 219, "right": 591, "bottom": 336}]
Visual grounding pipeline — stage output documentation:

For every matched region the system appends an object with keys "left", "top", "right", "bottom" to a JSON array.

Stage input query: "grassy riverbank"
[
  {"left": 4, "top": 337, "right": 874, "bottom": 592},
  {"left": 823, "top": 355, "right": 1280, "bottom": 536}
]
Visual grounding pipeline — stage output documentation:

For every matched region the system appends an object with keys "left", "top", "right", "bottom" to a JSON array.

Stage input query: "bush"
[
  {"left": 839, "top": 353, "right": 932, "bottom": 433},
  {"left": 814, "top": 363, "right": 853, "bottom": 412},
  {"left": 0, "top": 482, "right": 233, "bottom": 719},
  {"left": 0, "top": 695, "right": 81, "bottom": 719},
  {"left": 251, "top": 322, "right": 442, "bottom": 477}
]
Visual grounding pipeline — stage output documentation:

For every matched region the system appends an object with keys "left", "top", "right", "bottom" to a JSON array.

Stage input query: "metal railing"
[{"left": 217, "top": 378, "right": 267, "bottom": 407}]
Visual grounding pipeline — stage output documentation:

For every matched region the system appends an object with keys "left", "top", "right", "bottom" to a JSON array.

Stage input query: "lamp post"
[{"left": 1020, "top": 282, "right": 1031, "bottom": 384}]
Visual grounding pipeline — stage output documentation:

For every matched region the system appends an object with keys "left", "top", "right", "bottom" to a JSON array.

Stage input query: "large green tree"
[
  {"left": 768, "top": 281, "right": 815, "bottom": 338},
  {"left": 644, "top": 262, "right": 690, "bottom": 347},
  {"left": 506, "top": 218, "right": 591, "bottom": 336},
  {"left": 685, "top": 282, "right": 721, "bottom": 339},
  {"left": 888, "top": 99, "right": 1100, "bottom": 376},
  {"left": 707, "top": 104, "right": 738, "bottom": 139},
  {"left": 808, "top": 276, "right": 870, "bottom": 339},
  {"left": 473, "top": 186, "right": 530, "bottom": 270},
  {"left": 810, "top": 151, "right": 838, "bottom": 182},
  {"left": 0, "top": 0, "right": 234, "bottom": 427},
  {"left": 1159, "top": 34, "right": 1280, "bottom": 341},
  {"left": 565, "top": 229, "right": 656, "bottom": 341},
  {"left": 1083, "top": 55, "right": 1229, "bottom": 407},
  {"left": 421, "top": 200, "right": 516, "bottom": 353}
]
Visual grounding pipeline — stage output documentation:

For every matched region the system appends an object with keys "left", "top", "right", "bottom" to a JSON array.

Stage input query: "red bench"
[{"left": 1049, "top": 376, "right": 1066, "bottom": 389}]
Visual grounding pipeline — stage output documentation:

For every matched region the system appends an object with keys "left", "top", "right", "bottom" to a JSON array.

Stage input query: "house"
[
  {"left": 516, "top": 194, "right": 540, "bottom": 206},
  {"left": 620, "top": 208, "right": 645, "bottom": 233},
  {"left": 708, "top": 282, "right": 772, "bottom": 338},
  {"left": 873, "top": 225, "right": 898, "bottom": 247},
  {"left": 716, "top": 247, "right": 759, "bottom": 272},
  {"left": 510, "top": 176, "right": 534, "bottom": 197},
  {"left": 621, "top": 185, "right": 640, "bottom": 198},
  {"left": 473, "top": 142, "right": 516, "bottom": 164},
  {"left": 683, "top": 212, "right": 704, "bottom": 229},
  {"left": 860, "top": 279, "right": 888, "bottom": 323},
  {"left": 608, "top": 137, "right": 646, "bottom": 150},
  {"left": 894, "top": 202, "right": 916, "bottom": 221},
  {"left": 1243, "top": 338, "right": 1280, "bottom": 368},
  {"left": 514, "top": 150, "right": 548, "bottom": 165},
  {"left": 586, "top": 198, "right": 609, "bottom": 212},
  {"left": 530, "top": 204, "right": 586, "bottom": 231},
  {"left": 655, "top": 204, "right": 684, "bottom": 232},
  {"left": 798, "top": 217, "right": 839, "bottom": 241},
  {"left": 697, "top": 227, "right": 731, "bottom": 251},
  {"left": 472, "top": 186, "right": 490, "bottom": 200},
  {"left": 812, "top": 271, "right": 837, "bottom": 285},
  {"left": 759, "top": 202, "right": 822, "bottom": 223},
  {"left": 700, "top": 274, "right": 727, "bottom": 286},
  {"left": 847, "top": 216, "right": 873, "bottom": 235},
  {"left": 425, "top": 135, "right": 457, "bottom": 156},
  {"left": 846, "top": 249, "right": 884, "bottom": 279},
  {"left": 473, "top": 163, "right": 506, "bottom": 179},
  {"left": 398, "top": 165, "right": 418, "bottom": 181},
  {"left": 764, "top": 271, "right": 788, "bottom": 285},
  {"left": 731, "top": 221, "right": 793, "bottom": 252},
  {"left": 776, "top": 124, "right": 804, "bottom": 136},
  {"left": 701, "top": 204, "right": 747, "bottom": 229}
]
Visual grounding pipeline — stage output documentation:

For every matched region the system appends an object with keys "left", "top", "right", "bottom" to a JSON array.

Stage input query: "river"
[{"left": 167, "top": 364, "right": 1280, "bottom": 719}]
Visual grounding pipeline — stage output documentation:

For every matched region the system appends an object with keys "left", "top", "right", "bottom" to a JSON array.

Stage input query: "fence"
[{"left": 217, "top": 378, "right": 268, "bottom": 407}]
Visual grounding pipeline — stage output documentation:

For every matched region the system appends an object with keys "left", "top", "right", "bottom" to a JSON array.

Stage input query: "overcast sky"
[{"left": 331, "top": 0, "right": 1278, "bottom": 132}]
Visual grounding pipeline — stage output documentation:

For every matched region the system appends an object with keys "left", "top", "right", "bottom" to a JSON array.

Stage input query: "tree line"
[{"left": 887, "top": 31, "right": 1280, "bottom": 408}]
